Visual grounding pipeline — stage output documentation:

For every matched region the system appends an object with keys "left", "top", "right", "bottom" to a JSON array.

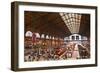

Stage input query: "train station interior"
[{"left": 24, "top": 11, "right": 90, "bottom": 62}]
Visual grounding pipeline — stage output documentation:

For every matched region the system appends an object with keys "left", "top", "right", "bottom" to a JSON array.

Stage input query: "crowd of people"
[{"left": 24, "top": 40, "right": 90, "bottom": 62}]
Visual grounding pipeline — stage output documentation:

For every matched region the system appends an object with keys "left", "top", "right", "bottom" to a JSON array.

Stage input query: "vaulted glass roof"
[{"left": 59, "top": 13, "right": 81, "bottom": 34}]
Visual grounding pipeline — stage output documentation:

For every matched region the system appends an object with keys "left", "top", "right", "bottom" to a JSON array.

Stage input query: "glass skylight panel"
[
  {"left": 59, "top": 13, "right": 64, "bottom": 16},
  {"left": 64, "top": 20, "right": 67, "bottom": 25},
  {"left": 68, "top": 13, "right": 72, "bottom": 17},
  {"left": 70, "top": 18, "right": 73, "bottom": 22},
  {"left": 65, "top": 15, "right": 69, "bottom": 19},
  {"left": 78, "top": 15, "right": 81, "bottom": 19},
  {"left": 62, "top": 16, "right": 66, "bottom": 20}
]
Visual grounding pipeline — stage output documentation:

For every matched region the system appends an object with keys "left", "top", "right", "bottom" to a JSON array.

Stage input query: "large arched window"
[
  {"left": 25, "top": 31, "right": 32, "bottom": 37},
  {"left": 69, "top": 34, "right": 81, "bottom": 41},
  {"left": 35, "top": 33, "right": 40, "bottom": 38},
  {"left": 46, "top": 35, "right": 49, "bottom": 39},
  {"left": 41, "top": 34, "right": 45, "bottom": 39}
]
